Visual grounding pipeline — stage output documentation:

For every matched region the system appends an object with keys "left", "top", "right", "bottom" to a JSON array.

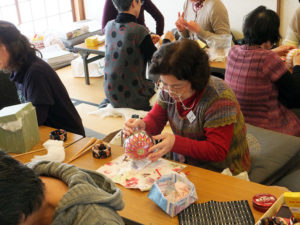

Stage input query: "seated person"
[
  {"left": 123, "top": 39, "right": 250, "bottom": 175},
  {"left": 0, "top": 21, "right": 85, "bottom": 136},
  {"left": 103, "top": 0, "right": 172, "bottom": 111},
  {"left": 0, "top": 150, "right": 125, "bottom": 225},
  {"left": 225, "top": 6, "right": 300, "bottom": 137},
  {"left": 175, "top": 0, "right": 230, "bottom": 43},
  {"left": 102, "top": 0, "right": 164, "bottom": 35},
  {"left": 283, "top": 1, "right": 300, "bottom": 47}
]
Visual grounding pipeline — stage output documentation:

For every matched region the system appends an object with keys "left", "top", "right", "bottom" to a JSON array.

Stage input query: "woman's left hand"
[
  {"left": 186, "top": 20, "right": 200, "bottom": 33},
  {"left": 272, "top": 45, "right": 295, "bottom": 56},
  {"left": 151, "top": 34, "right": 161, "bottom": 44},
  {"left": 147, "top": 133, "right": 175, "bottom": 162}
]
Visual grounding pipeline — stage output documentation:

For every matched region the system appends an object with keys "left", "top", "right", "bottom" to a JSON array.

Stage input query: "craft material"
[
  {"left": 65, "top": 137, "right": 98, "bottom": 163},
  {"left": 0, "top": 103, "right": 40, "bottom": 153},
  {"left": 257, "top": 216, "right": 288, "bottom": 225},
  {"left": 148, "top": 173, "right": 197, "bottom": 217},
  {"left": 284, "top": 192, "right": 300, "bottom": 221},
  {"left": 84, "top": 35, "right": 104, "bottom": 47},
  {"left": 31, "top": 140, "right": 65, "bottom": 162},
  {"left": 178, "top": 200, "right": 255, "bottom": 225},
  {"left": 286, "top": 49, "right": 300, "bottom": 70},
  {"left": 49, "top": 129, "right": 67, "bottom": 141},
  {"left": 97, "top": 154, "right": 186, "bottom": 191},
  {"left": 123, "top": 131, "right": 154, "bottom": 160},
  {"left": 253, "top": 193, "right": 277, "bottom": 212},
  {"left": 92, "top": 142, "right": 111, "bottom": 159}
]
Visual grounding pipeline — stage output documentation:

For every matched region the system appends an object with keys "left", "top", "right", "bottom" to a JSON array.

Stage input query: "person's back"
[
  {"left": 103, "top": 0, "right": 155, "bottom": 110},
  {"left": 225, "top": 6, "right": 300, "bottom": 137},
  {"left": 101, "top": 0, "right": 164, "bottom": 35},
  {"left": 0, "top": 151, "right": 125, "bottom": 225}
]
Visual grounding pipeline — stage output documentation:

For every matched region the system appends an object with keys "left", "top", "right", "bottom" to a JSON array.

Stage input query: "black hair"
[
  {"left": 243, "top": 6, "right": 281, "bottom": 45},
  {"left": 111, "top": 0, "right": 139, "bottom": 12},
  {"left": 0, "top": 150, "right": 45, "bottom": 225},
  {"left": 149, "top": 39, "right": 210, "bottom": 91},
  {"left": 0, "top": 20, "right": 39, "bottom": 72}
]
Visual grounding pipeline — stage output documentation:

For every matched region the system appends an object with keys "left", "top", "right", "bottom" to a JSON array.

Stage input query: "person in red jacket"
[{"left": 123, "top": 39, "right": 250, "bottom": 175}]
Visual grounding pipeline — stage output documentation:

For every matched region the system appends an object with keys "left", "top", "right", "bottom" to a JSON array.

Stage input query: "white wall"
[{"left": 84, "top": 0, "right": 299, "bottom": 40}]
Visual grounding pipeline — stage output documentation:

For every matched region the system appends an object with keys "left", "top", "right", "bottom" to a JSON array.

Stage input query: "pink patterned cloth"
[{"left": 225, "top": 45, "right": 300, "bottom": 137}]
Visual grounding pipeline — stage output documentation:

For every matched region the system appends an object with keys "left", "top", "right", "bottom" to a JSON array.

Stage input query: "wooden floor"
[
  {"left": 56, "top": 65, "right": 172, "bottom": 138},
  {"left": 56, "top": 65, "right": 125, "bottom": 137}
]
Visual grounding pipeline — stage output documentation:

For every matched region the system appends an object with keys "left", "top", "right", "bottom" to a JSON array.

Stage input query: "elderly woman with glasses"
[
  {"left": 123, "top": 39, "right": 250, "bottom": 175},
  {"left": 225, "top": 6, "right": 300, "bottom": 137}
]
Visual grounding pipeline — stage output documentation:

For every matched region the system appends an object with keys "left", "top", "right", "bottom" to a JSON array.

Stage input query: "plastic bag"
[{"left": 206, "top": 34, "right": 232, "bottom": 62}]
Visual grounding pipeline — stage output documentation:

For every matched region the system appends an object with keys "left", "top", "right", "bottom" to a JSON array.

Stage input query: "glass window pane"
[
  {"left": 31, "top": 0, "right": 46, "bottom": 19},
  {"left": 19, "top": 2, "right": 33, "bottom": 23},
  {"left": 19, "top": 22, "right": 35, "bottom": 37},
  {"left": 61, "top": 12, "right": 73, "bottom": 26},
  {"left": 45, "top": 0, "right": 59, "bottom": 16},
  {"left": 0, "top": 0, "right": 15, "bottom": 7},
  {"left": 59, "top": 0, "right": 71, "bottom": 13},
  {"left": 34, "top": 18, "right": 47, "bottom": 33},
  {"left": 2, "top": 6, "right": 18, "bottom": 24},
  {"left": 47, "top": 15, "right": 60, "bottom": 29}
]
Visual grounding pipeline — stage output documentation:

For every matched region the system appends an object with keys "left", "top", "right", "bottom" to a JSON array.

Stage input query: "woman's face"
[
  {"left": 0, "top": 44, "right": 10, "bottom": 70},
  {"left": 159, "top": 74, "right": 194, "bottom": 101}
]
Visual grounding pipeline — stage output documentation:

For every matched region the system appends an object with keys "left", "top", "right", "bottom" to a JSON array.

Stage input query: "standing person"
[
  {"left": 175, "top": 0, "right": 230, "bottom": 43},
  {"left": 225, "top": 6, "right": 300, "bottom": 137},
  {"left": 0, "top": 20, "right": 85, "bottom": 136},
  {"left": 102, "top": 0, "right": 164, "bottom": 35},
  {"left": 123, "top": 40, "right": 250, "bottom": 175},
  {"left": 0, "top": 151, "right": 125, "bottom": 225},
  {"left": 283, "top": 1, "right": 300, "bottom": 47},
  {"left": 102, "top": 0, "right": 172, "bottom": 110}
]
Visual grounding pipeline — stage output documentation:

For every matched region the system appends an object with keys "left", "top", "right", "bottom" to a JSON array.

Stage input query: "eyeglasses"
[{"left": 154, "top": 79, "right": 188, "bottom": 95}]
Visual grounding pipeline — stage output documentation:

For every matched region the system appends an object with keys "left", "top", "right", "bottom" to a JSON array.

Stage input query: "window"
[{"left": 0, "top": 0, "right": 74, "bottom": 36}]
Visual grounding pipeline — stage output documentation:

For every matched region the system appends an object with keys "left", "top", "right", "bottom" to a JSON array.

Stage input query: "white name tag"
[{"left": 187, "top": 110, "right": 196, "bottom": 123}]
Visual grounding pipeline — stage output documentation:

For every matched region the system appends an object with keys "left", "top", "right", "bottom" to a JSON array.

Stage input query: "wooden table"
[
  {"left": 12, "top": 126, "right": 83, "bottom": 163},
  {"left": 73, "top": 42, "right": 105, "bottom": 85},
  {"left": 73, "top": 42, "right": 227, "bottom": 85},
  {"left": 67, "top": 137, "right": 285, "bottom": 225}
]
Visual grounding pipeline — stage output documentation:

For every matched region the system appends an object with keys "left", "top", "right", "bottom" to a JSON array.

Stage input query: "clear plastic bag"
[{"left": 206, "top": 34, "right": 232, "bottom": 61}]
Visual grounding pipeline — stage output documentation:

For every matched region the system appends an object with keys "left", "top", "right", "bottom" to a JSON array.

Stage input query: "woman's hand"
[
  {"left": 147, "top": 133, "right": 175, "bottom": 162},
  {"left": 123, "top": 118, "right": 146, "bottom": 138},
  {"left": 272, "top": 45, "right": 295, "bottom": 56},
  {"left": 186, "top": 20, "right": 200, "bottom": 33},
  {"left": 151, "top": 34, "right": 161, "bottom": 44},
  {"left": 175, "top": 12, "right": 187, "bottom": 32},
  {"left": 293, "top": 52, "right": 300, "bottom": 66}
]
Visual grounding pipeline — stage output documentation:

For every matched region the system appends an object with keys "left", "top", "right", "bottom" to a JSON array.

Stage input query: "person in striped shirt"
[{"left": 225, "top": 6, "right": 300, "bottom": 137}]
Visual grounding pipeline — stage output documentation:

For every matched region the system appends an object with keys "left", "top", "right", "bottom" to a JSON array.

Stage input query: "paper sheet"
[{"left": 96, "top": 154, "right": 186, "bottom": 191}]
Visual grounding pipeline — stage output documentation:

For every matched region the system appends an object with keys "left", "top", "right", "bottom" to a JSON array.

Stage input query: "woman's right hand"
[
  {"left": 293, "top": 52, "right": 300, "bottom": 66},
  {"left": 175, "top": 12, "right": 187, "bottom": 32},
  {"left": 123, "top": 118, "right": 146, "bottom": 138}
]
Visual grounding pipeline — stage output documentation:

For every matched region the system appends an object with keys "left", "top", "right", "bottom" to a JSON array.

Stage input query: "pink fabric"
[{"left": 225, "top": 45, "right": 300, "bottom": 136}]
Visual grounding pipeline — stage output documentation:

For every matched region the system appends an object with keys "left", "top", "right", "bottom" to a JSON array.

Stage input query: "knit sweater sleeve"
[
  {"left": 143, "top": 0, "right": 164, "bottom": 35},
  {"left": 172, "top": 124, "right": 234, "bottom": 162},
  {"left": 102, "top": 0, "right": 118, "bottom": 31},
  {"left": 143, "top": 103, "right": 168, "bottom": 136},
  {"left": 196, "top": 0, "right": 230, "bottom": 40}
]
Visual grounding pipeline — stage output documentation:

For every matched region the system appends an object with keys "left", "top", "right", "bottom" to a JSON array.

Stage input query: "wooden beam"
[
  {"left": 277, "top": 0, "right": 281, "bottom": 15},
  {"left": 72, "top": 0, "right": 86, "bottom": 21}
]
